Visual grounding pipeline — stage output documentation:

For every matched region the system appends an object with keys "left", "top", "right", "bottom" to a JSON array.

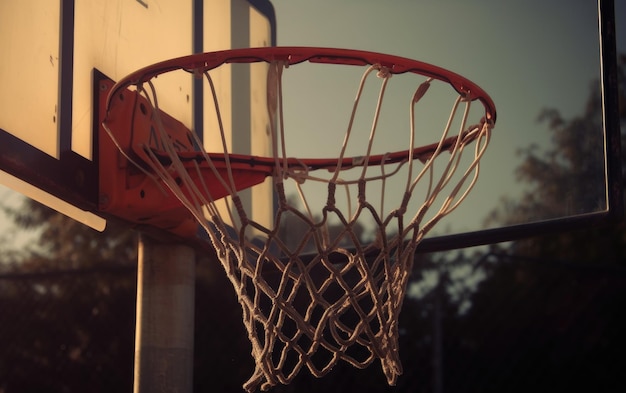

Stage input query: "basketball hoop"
[{"left": 99, "top": 47, "right": 495, "bottom": 392}]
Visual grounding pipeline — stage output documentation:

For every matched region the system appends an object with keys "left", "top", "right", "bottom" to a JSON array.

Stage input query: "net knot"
[
  {"left": 396, "top": 192, "right": 412, "bottom": 216},
  {"left": 232, "top": 195, "right": 249, "bottom": 224},
  {"left": 275, "top": 182, "right": 288, "bottom": 207},
  {"left": 326, "top": 182, "right": 336, "bottom": 207},
  {"left": 285, "top": 159, "right": 310, "bottom": 184},
  {"left": 376, "top": 65, "right": 392, "bottom": 79},
  {"left": 357, "top": 179, "right": 367, "bottom": 205}
]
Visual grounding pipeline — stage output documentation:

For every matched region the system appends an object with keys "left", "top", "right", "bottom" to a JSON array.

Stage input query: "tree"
[
  {"left": 486, "top": 54, "right": 626, "bottom": 262},
  {"left": 0, "top": 199, "right": 138, "bottom": 393},
  {"left": 442, "top": 54, "right": 626, "bottom": 392},
  {"left": 2, "top": 198, "right": 138, "bottom": 270}
]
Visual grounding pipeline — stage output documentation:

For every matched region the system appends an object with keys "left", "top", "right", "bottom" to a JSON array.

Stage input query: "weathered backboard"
[
  {"left": 1, "top": 0, "right": 623, "bottom": 251},
  {"left": 0, "top": 0, "right": 276, "bottom": 232}
]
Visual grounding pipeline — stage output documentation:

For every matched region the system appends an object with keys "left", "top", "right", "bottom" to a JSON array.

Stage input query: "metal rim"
[{"left": 106, "top": 46, "right": 497, "bottom": 124}]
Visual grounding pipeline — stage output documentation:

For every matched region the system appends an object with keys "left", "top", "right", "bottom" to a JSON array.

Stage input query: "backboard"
[
  {"left": 0, "top": 0, "right": 623, "bottom": 251},
  {"left": 0, "top": 0, "right": 276, "bottom": 233}
]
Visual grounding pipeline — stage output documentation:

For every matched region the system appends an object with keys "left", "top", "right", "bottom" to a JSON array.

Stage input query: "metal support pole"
[
  {"left": 134, "top": 234, "right": 196, "bottom": 393},
  {"left": 432, "top": 272, "right": 444, "bottom": 393}
]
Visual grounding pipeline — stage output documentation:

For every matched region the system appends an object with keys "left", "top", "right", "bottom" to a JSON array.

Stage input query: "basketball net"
[{"left": 102, "top": 48, "right": 493, "bottom": 392}]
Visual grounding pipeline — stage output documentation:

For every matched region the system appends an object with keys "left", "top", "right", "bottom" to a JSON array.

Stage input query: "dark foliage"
[{"left": 1, "top": 54, "right": 624, "bottom": 393}]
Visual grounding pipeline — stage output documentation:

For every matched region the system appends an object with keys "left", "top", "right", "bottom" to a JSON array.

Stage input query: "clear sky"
[{"left": 269, "top": 0, "right": 626, "bottom": 236}]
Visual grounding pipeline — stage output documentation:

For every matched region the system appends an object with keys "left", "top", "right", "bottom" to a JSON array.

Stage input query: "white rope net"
[{"left": 104, "top": 60, "right": 492, "bottom": 392}]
